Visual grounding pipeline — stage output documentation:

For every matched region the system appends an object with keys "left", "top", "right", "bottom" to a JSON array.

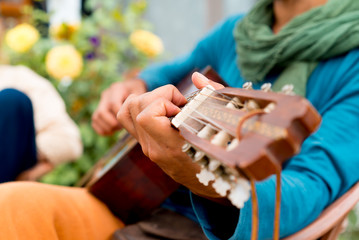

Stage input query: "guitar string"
[
  {"left": 198, "top": 91, "right": 244, "bottom": 108},
  {"left": 180, "top": 122, "right": 199, "bottom": 134},
  {"left": 184, "top": 89, "right": 201, "bottom": 101},
  {"left": 204, "top": 87, "right": 233, "bottom": 101},
  {"left": 183, "top": 105, "right": 232, "bottom": 135},
  {"left": 184, "top": 87, "right": 244, "bottom": 108},
  {"left": 180, "top": 87, "right": 270, "bottom": 139},
  {"left": 178, "top": 87, "right": 259, "bottom": 138},
  {"left": 184, "top": 113, "right": 222, "bottom": 132},
  {"left": 208, "top": 87, "right": 246, "bottom": 108}
]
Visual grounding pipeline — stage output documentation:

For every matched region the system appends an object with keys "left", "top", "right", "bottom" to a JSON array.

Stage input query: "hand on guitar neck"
[
  {"left": 116, "top": 72, "right": 229, "bottom": 201},
  {"left": 92, "top": 68, "right": 320, "bottom": 213},
  {"left": 92, "top": 76, "right": 147, "bottom": 136}
]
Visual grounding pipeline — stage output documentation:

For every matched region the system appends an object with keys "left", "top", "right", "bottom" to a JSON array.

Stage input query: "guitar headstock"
[{"left": 171, "top": 83, "right": 321, "bottom": 208}]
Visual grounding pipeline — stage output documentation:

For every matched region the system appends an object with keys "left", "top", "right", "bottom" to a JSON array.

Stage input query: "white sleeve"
[{"left": 0, "top": 65, "right": 83, "bottom": 165}]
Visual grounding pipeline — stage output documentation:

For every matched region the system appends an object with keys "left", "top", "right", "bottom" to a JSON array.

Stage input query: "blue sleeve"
[
  {"left": 190, "top": 49, "right": 359, "bottom": 240},
  {"left": 139, "top": 15, "right": 243, "bottom": 91}
]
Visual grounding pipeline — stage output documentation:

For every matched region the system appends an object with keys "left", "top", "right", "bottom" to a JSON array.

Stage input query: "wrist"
[{"left": 131, "top": 78, "right": 147, "bottom": 92}]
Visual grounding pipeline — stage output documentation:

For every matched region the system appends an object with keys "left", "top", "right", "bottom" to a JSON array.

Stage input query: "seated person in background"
[
  {"left": 0, "top": 65, "right": 83, "bottom": 182},
  {"left": 1, "top": 0, "right": 359, "bottom": 239}
]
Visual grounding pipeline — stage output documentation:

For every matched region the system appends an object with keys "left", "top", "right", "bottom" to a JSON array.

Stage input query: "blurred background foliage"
[
  {"left": 339, "top": 205, "right": 359, "bottom": 240},
  {"left": 2, "top": 0, "right": 161, "bottom": 186}
]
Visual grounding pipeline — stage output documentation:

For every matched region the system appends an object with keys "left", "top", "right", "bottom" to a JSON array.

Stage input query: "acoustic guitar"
[
  {"left": 172, "top": 83, "right": 321, "bottom": 206},
  {"left": 78, "top": 67, "right": 225, "bottom": 224},
  {"left": 80, "top": 67, "right": 321, "bottom": 235},
  {"left": 171, "top": 83, "right": 321, "bottom": 239}
]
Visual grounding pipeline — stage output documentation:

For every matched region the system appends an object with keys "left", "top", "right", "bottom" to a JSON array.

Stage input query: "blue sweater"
[{"left": 139, "top": 15, "right": 359, "bottom": 240}]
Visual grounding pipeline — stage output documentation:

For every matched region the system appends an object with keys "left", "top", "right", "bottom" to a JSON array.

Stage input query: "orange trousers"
[{"left": 0, "top": 182, "right": 124, "bottom": 240}]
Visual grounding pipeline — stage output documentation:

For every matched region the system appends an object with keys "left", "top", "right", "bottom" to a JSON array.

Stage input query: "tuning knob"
[
  {"left": 228, "top": 179, "right": 251, "bottom": 208},
  {"left": 208, "top": 159, "right": 221, "bottom": 172},
  {"left": 212, "top": 177, "right": 231, "bottom": 197},
  {"left": 196, "top": 168, "right": 215, "bottom": 186},
  {"left": 242, "top": 82, "right": 253, "bottom": 90},
  {"left": 264, "top": 102, "right": 276, "bottom": 113},
  {"left": 245, "top": 100, "right": 260, "bottom": 111},
  {"left": 182, "top": 142, "right": 196, "bottom": 158},
  {"left": 261, "top": 83, "right": 272, "bottom": 92},
  {"left": 281, "top": 84, "right": 295, "bottom": 95}
]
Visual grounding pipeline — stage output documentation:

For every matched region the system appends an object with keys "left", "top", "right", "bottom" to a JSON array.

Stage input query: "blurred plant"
[{"left": 1, "top": 0, "right": 163, "bottom": 186}]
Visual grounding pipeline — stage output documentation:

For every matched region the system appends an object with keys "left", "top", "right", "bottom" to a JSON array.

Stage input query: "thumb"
[{"left": 192, "top": 72, "right": 225, "bottom": 90}]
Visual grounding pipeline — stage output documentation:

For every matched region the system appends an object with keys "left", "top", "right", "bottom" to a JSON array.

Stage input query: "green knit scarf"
[{"left": 234, "top": 0, "right": 359, "bottom": 96}]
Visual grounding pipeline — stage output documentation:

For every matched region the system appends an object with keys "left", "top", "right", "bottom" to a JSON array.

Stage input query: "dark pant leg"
[
  {"left": 112, "top": 208, "right": 207, "bottom": 240},
  {"left": 0, "top": 89, "right": 37, "bottom": 182}
]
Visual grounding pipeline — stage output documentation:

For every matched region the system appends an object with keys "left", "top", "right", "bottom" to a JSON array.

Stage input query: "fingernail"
[{"left": 194, "top": 72, "right": 209, "bottom": 82}]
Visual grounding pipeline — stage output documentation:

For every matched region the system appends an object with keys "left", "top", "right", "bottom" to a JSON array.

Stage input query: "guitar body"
[
  {"left": 80, "top": 67, "right": 224, "bottom": 224},
  {"left": 86, "top": 133, "right": 179, "bottom": 224}
]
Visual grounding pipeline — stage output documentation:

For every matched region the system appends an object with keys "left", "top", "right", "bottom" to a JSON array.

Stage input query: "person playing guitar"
[{"left": 1, "top": 0, "right": 359, "bottom": 239}]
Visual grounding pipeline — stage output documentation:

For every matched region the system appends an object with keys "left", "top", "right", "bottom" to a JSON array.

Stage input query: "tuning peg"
[
  {"left": 182, "top": 142, "right": 196, "bottom": 158},
  {"left": 208, "top": 159, "right": 221, "bottom": 172},
  {"left": 242, "top": 82, "right": 253, "bottom": 90},
  {"left": 196, "top": 168, "right": 215, "bottom": 186},
  {"left": 194, "top": 151, "right": 205, "bottom": 162},
  {"left": 212, "top": 177, "right": 231, "bottom": 197},
  {"left": 193, "top": 151, "right": 210, "bottom": 167},
  {"left": 226, "top": 138, "right": 239, "bottom": 151},
  {"left": 245, "top": 100, "right": 260, "bottom": 111},
  {"left": 226, "top": 97, "right": 242, "bottom": 109},
  {"left": 211, "top": 131, "right": 232, "bottom": 147},
  {"left": 228, "top": 179, "right": 251, "bottom": 209},
  {"left": 223, "top": 165, "right": 241, "bottom": 179},
  {"left": 261, "top": 83, "right": 272, "bottom": 92},
  {"left": 281, "top": 84, "right": 295, "bottom": 95},
  {"left": 264, "top": 102, "right": 276, "bottom": 113},
  {"left": 197, "top": 125, "right": 216, "bottom": 139},
  {"left": 182, "top": 142, "right": 191, "bottom": 152}
]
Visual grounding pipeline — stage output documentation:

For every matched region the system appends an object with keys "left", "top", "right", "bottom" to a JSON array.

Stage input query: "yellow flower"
[
  {"left": 5, "top": 23, "right": 40, "bottom": 53},
  {"left": 129, "top": 30, "right": 164, "bottom": 58},
  {"left": 50, "top": 23, "right": 80, "bottom": 41},
  {"left": 46, "top": 45, "right": 83, "bottom": 80}
]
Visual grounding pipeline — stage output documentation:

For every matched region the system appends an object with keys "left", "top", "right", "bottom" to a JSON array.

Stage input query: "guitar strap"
[
  {"left": 236, "top": 104, "right": 282, "bottom": 240},
  {"left": 249, "top": 171, "right": 281, "bottom": 240},
  {"left": 250, "top": 178, "right": 259, "bottom": 240},
  {"left": 274, "top": 171, "right": 282, "bottom": 240}
]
